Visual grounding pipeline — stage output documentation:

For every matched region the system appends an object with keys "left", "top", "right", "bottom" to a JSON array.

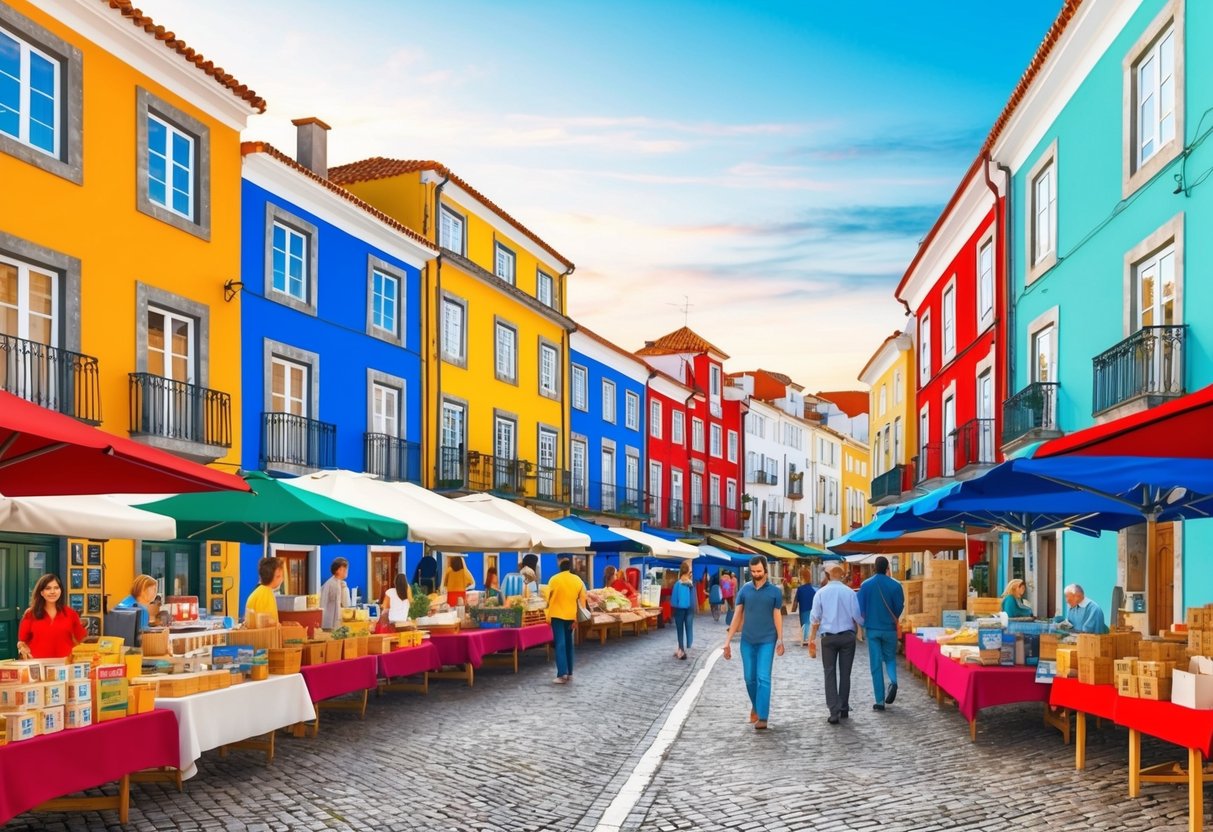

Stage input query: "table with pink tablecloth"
[
  {"left": 0, "top": 710, "right": 179, "bottom": 824},
  {"left": 299, "top": 656, "right": 379, "bottom": 704},
  {"left": 430, "top": 628, "right": 518, "bottom": 669},
  {"left": 904, "top": 633, "right": 941, "bottom": 679},
  {"left": 377, "top": 642, "right": 442, "bottom": 679},
  {"left": 933, "top": 658, "right": 1050, "bottom": 726},
  {"left": 514, "top": 623, "right": 554, "bottom": 651}
]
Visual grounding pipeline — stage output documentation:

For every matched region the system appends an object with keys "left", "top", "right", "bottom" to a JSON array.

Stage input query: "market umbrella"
[
  {"left": 454, "top": 493, "right": 590, "bottom": 551},
  {"left": 555, "top": 516, "right": 649, "bottom": 552},
  {"left": 283, "top": 470, "right": 533, "bottom": 551},
  {"left": 0, "top": 390, "right": 249, "bottom": 496},
  {"left": 135, "top": 471, "right": 408, "bottom": 552},
  {"left": 0, "top": 493, "right": 177, "bottom": 539},
  {"left": 826, "top": 507, "right": 973, "bottom": 554},
  {"left": 609, "top": 526, "right": 697, "bottom": 559}
]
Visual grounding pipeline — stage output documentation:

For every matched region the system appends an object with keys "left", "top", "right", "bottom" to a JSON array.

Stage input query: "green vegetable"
[
  {"left": 330, "top": 626, "right": 352, "bottom": 640},
  {"left": 408, "top": 585, "right": 432, "bottom": 620}
]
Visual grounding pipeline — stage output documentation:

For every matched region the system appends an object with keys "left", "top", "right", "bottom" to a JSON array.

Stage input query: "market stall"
[
  {"left": 428, "top": 628, "right": 521, "bottom": 687},
  {"left": 298, "top": 655, "right": 379, "bottom": 734},
  {"left": 377, "top": 641, "right": 443, "bottom": 694},
  {"left": 932, "top": 658, "right": 1051, "bottom": 741},
  {"left": 1049, "top": 677, "right": 1118, "bottom": 770}
]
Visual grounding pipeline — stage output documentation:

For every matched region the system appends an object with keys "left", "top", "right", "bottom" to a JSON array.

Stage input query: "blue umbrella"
[
  {"left": 826, "top": 507, "right": 972, "bottom": 554},
  {"left": 555, "top": 516, "right": 649, "bottom": 552}
]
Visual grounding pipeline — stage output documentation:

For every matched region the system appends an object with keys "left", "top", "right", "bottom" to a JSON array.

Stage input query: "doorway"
[
  {"left": 1150, "top": 523, "right": 1175, "bottom": 635},
  {"left": 1038, "top": 533, "right": 1058, "bottom": 619},
  {"left": 370, "top": 549, "right": 402, "bottom": 606},
  {"left": 141, "top": 541, "right": 200, "bottom": 598},
  {"left": 0, "top": 536, "right": 59, "bottom": 659},
  {"left": 276, "top": 549, "right": 311, "bottom": 596}
]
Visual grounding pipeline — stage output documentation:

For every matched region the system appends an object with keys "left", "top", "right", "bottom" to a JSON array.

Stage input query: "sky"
[{"left": 137, "top": 0, "right": 1063, "bottom": 391}]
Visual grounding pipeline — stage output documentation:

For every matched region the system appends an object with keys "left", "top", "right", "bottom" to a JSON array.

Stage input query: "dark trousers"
[{"left": 821, "top": 631, "right": 857, "bottom": 717}]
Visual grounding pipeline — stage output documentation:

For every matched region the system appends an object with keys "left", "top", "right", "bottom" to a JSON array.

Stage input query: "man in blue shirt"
[
  {"left": 1054, "top": 584, "right": 1108, "bottom": 634},
  {"left": 809, "top": 562, "right": 863, "bottom": 724},
  {"left": 722, "top": 556, "right": 785, "bottom": 730},
  {"left": 792, "top": 567, "right": 817, "bottom": 646},
  {"left": 856, "top": 556, "right": 904, "bottom": 711}
]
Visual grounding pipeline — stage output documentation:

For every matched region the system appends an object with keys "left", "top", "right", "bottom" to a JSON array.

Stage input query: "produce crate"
[
  {"left": 397, "top": 630, "right": 423, "bottom": 648},
  {"left": 268, "top": 647, "right": 303, "bottom": 675},
  {"left": 228, "top": 626, "right": 282, "bottom": 650},
  {"left": 323, "top": 640, "right": 343, "bottom": 663},
  {"left": 469, "top": 606, "right": 523, "bottom": 628},
  {"left": 340, "top": 638, "right": 362, "bottom": 660},
  {"left": 300, "top": 641, "right": 327, "bottom": 666},
  {"left": 366, "top": 634, "right": 395, "bottom": 655},
  {"left": 522, "top": 610, "right": 547, "bottom": 627},
  {"left": 354, "top": 635, "right": 369, "bottom": 656}
]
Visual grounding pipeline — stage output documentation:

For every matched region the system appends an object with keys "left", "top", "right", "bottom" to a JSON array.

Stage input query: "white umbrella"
[
  {"left": 610, "top": 526, "right": 699, "bottom": 560},
  {"left": 0, "top": 493, "right": 177, "bottom": 539},
  {"left": 283, "top": 470, "right": 534, "bottom": 551},
  {"left": 454, "top": 493, "right": 590, "bottom": 551}
]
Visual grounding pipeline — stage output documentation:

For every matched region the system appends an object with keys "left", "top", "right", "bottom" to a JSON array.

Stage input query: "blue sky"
[{"left": 139, "top": 0, "right": 1061, "bottom": 389}]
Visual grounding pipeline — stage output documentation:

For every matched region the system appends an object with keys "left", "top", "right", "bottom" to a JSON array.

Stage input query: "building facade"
[
  {"left": 859, "top": 328, "right": 918, "bottom": 506},
  {"left": 644, "top": 368, "right": 693, "bottom": 533}
]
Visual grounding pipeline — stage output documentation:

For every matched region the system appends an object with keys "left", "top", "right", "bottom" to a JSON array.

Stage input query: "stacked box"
[
  {"left": 38, "top": 661, "right": 69, "bottom": 683},
  {"left": 1117, "top": 674, "right": 1140, "bottom": 697},
  {"left": 1137, "top": 660, "right": 1176, "bottom": 678},
  {"left": 92, "top": 664, "right": 128, "bottom": 722},
  {"left": 924, "top": 558, "right": 968, "bottom": 610},
  {"left": 65, "top": 701, "right": 92, "bottom": 729},
  {"left": 921, "top": 579, "right": 947, "bottom": 618},
  {"left": 66, "top": 679, "right": 91, "bottom": 702},
  {"left": 1077, "top": 634, "right": 1116, "bottom": 661},
  {"left": 968, "top": 597, "right": 1003, "bottom": 617},
  {"left": 1039, "top": 634, "right": 1061, "bottom": 661},
  {"left": 1139, "top": 640, "right": 1184, "bottom": 662},
  {"left": 1, "top": 710, "right": 38, "bottom": 742},
  {"left": 0, "top": 662, "right": 43, "bottom": 684},
  {"left": 1114, "top": 658, "right": 1139, "bottom": 676},
  {"left": 38, "top": 705, "right": 64, "bottom": 734},
  {"left": 903, "top": 580, "right": 923, "bottom": 615},
  {"left": 0, "top": 683, "right": 42, "bottom": 711},
  {"left": 1138, "top": 675, "right": 1172, "bottom": 700},
  {"left": 1078, "top": 657, "right": 1115, "bottom": 685},
  {"left": 41, "top": 680, "right": 66, "bottom": 708},
  {"left": 905, "top": 612, "right": 940, "bottom": 629}
]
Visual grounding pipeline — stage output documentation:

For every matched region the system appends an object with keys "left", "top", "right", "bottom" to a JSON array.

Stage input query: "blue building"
[
  {"left": 238, "top": 122, "right": 435, "bottom": 606},
  {"left": 566, "top": 327, "right": 650, "bottom": 586}
]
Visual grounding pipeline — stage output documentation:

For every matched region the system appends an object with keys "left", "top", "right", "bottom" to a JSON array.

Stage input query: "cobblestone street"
[{"left": 10, "top": 617, "right": 1202, "bottom": 831}]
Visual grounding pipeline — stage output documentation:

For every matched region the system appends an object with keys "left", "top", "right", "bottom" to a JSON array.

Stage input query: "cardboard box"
[
  {"left": 1, "top": 710, "right": 38, "bottom": 742},
  {"left": 1137, "top": 660, "right": 1175, "bottom": 678},
  {"left": 128, "top": 684, "right": 156, "bottom": 714},
  {"left": 1174, "top": 667, "right": 1213, "bottom": 709},
  {"left": 92, "top": 664, "right": 128, "bottom": 722},
  {"left": 1189, "top": 630, "right": 1204, "bottom": 653},
  {"left": 942, "top": 610, "right": 966, "bottom": 630},
  {"left": 1039, "top": 634, "right": 1061, "bottom": 661},
  {"left": 903, "top": 580, "right": 923, "bottom": 615},
  {"left": 0, "top": 683, "right": 42, "bottom": 711},
  {"left": 38, "top": 705, "right": 65, "bottom": 734},
  {"left": 1189, "top": 607, "right": 1209, "bottom": 628},
  {"left": 1077, "top": 634, "right": 1115, "bottom": 661},
  {"left": 1113, "top": 631, "right": 1142, "bottom": 659},
  {"left": 41, "top": 680, "right": 67, "bottom": 708},
  {"left": 1056, "top": 647, "right": 1081, "bottom": 678},
  {"left": 0, "top": 661, "right": 43, "bottom": 684},
  {"left": 38, "top": 660, "right": 69, "bottom": 683},
  {"left": 67, "top": 661, "right": 90, "bottom": 681},
  {"left": 1117, "top": 674, "right": 1140, "bottom": 698},
  {"left": 66, "top": 678, "right": 92, "bottom": 703},
  {"left": 65, "top": 701, "right": 92, "bottom": 729},
  {"left": 1138, "top": 675, "right": 1172, "bottom": 701},
  {"left": 1139, "top": 640, "right": 1183, "bottom": 662},
  {"left": 1079, "top": 656, "right": 1115, "bottom": 686},
  {"left": 968, "top": 597, "right": 1003, "bottom": 617},
  {"left": 140, "top": 629, "right": 169, "bottom": 657},
  {"left": 1114, "top": 658, "right": 1138, "bottom": 676}
]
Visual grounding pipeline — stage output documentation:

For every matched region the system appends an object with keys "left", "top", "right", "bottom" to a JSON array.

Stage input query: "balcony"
[
  {"left": 461, "top": 453, "right": 571, "bottom": 503},
  {"left": 261, "top": 411, "right": 336, "bottom": 471},
  {"left": 748, "top": 470, "right": 778, "bottom": 486},
  {"left": 690, "top": 502, "right": 706, "bottom": 526},
  {"left": 1002, "top": 382, "right": 1062, "bottom": 451},
  {"left": 870, "top": 464, "right": 908, "bottom": 505},
  {"left": 661, "top": 497, "right": 686, "bottom": 530},
  {"left": 1, "top": 333, "right": 101, "bottom": 424},
  {"left": 914, "top": 442, "right": 943, "bottom": 487},
  {"left": 951, "top": 418, "right": 996, "bottom": 476},
  {"left": 466, "top": 454, "right": 530, "bottom": 496},
  {"left": 534, "top": 464, "right": 572, "bottom": 504},
  {"left": 436, "top": 445, "right": 465, "bottom": 489},
  {"left": 786, "top": 473, "right": 804, "bottom": 500},
  {"left": 364, "top": 433, "right": 420, "bottom": 483},
  {"left": 130, "top": 373, "right": 231, "bottom": 462},
  {"left": 1092, "top": 325, "right": 1185, "bottom": 416}
]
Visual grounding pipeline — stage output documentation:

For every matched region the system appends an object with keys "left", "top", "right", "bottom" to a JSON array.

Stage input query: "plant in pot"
[
  {"left": 407, "top": 584, "right": 432, "bottom": 620},
  {"left": 740, "top": 493, "right": 754, "bottom": 520}
]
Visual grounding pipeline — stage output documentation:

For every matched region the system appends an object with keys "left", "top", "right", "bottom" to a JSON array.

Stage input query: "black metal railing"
[
  {"left": 466, "top": 453, "right": 530, "bottom": 496},
  {"left": 597, "top": 480, "right": 618, "bottom": 512},
  {"left": 749, "top": 470, "right": 778, "bottom": 485},
  {"left": 664, "top": 497, "right": 686, "bottom": 529},
  {"left": 437, "top": 445, "right": 465, "bottom": 489},
  {"left": 952, "top": 417, "right": 996, "bottom": 471},
  {"left": 261, "top": 411, "right": 336, "bottom": 469},
  {"left": 130, "top": 373, "right": 232, "bottom": 447},
  {"left": 1003, "top": 382, "right": 1061, "bottom": 445},
  {"left": 616, "top": 486, "right": 649, "bottom": 517},
  {"left": 1092, "top": 325, "right": 1186, "bottom": 414},
  {"left": 690, "top": 501, "right": 706, "bottom": 526},
  {"left": 571, "top": 477, "right": 590, "bottom": 509},
  {"left": 1, "top": 333, "right": 101, "bottom": 424},
  {"left": 914, "top": 442, "right": 942, "bottom": 484},
  {"left": 786, "top": 473, "right": 804, "bottom": 500},
  {"left": 705, "top": 503, "right": 741, "bottom": 530},
  {"left": 534, "top": 465, "right": 572, "bottom": 503},
  {"left": 870, "top": 465, "right": 907, "bottom": 504},
  {"left": 364, "top": 433, "right": 420, "bottom": 483}
]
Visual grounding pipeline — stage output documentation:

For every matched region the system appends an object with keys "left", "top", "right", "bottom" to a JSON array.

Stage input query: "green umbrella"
[{"left": 136, "top": 471, "right": 408, "bottom": 553}]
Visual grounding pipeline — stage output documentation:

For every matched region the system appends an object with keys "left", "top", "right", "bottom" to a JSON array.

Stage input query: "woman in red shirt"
[{"left": 17, "top": 573, "right": 86, "bottom": 660}]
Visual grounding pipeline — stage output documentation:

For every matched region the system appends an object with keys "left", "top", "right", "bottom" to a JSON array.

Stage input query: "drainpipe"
[
  {"left": 560, "top": 266, "right": 574, "bottom": 488},
  {"left": 981, "top": 152, "right": 1014, "bottom": 402},
  {"left": 432, "top": 175, "right": 450, "bottom": 485}
]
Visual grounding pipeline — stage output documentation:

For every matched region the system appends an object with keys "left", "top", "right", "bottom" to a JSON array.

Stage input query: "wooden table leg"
[
  {"left": 1190, "top": 748, "right": 1203, "bottom": 832},
  {"left": 1129, "top": 728, "right": 1141, "bottom": 798},
  {"left": 358, "top": 689, "right": 368, "bottom": 719},
  {"left": 1076, "top": 712, "right": 1087, "bottom": 771},
  {"left": 513, "top": 648, "right": 519, "bottom": 673},
  {"left": 119, "top": 773, "right": 130, "bottom": 825},
  {"left": 969, "top": 718, "right": 977, "bottom": 742}
]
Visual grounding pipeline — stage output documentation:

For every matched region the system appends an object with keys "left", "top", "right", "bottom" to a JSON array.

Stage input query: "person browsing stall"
[
  {"left": 17, "top": 573, "right": 86, "bottom": 659},
  {"left": 245, "top": 556, "right": 284, "bottom": 626},
  {"left": 320, "top": 557, "right": 351, "bottom": 630},
  {"left": 547, "top": 558, "right": 588, "bottom": 684},
  {"left": 116, "top": 573, "right": 157, "bottom": 632},
  {"left": 441, "top": 555, "right": 475, "bottom": 608},
  {"left": 381, "top": 573, "right": 413, "bottom": 628},
  {"left": 1001, "top": 579, "right": 1034, "bottom": 619},
  {"left": 1054, "top": 583, "right": 1107, "bottom": 634}
]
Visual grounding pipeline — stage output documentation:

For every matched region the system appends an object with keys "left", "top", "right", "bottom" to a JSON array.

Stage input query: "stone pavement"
[{"left": 8, "top": 616, "right": 1204, "bottom": 831}]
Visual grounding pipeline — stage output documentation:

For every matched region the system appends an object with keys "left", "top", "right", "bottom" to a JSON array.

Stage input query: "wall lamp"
[{"left": 223, "top": 279, "right": 244, "bottom": 302}]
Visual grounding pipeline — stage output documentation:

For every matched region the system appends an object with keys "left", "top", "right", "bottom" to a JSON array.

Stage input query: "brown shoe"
[
  {"left": 755, "top": 720, "right": 768, "bottom": 730},
  {"left": 749, "top": 710, "right": 758, "bottom": 723}
]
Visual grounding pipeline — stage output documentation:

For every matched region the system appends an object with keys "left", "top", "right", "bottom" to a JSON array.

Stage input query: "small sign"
[
  {"left": 87, "top": 544, "right": 102, "bottom": 565},
  {"left": 1035, "top": 659, "right": 1057, "bottom": 685},
  {"left": 71, "top": 543, "right": 84, "bottom": 566}
]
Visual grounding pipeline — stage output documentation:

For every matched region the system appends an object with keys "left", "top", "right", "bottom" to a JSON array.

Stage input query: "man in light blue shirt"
[
  {"left": 1053, "top": 584, "right": 1108, "bottom": 634},
  {"left": 808, "top": 563, "right": 864, "bottom": 724}
]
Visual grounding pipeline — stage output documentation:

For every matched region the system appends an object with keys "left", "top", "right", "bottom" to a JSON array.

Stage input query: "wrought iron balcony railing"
[
  {"left": 261, "top": 411, "right": 335, "bottom": 469},
  {"left": 466, "top": 453, "right": 530, "bottom": 496},
  {"left": 870, "top": 464, "right": 907, "bottom": 504},
  {"left": 662, "top": 497, "right": 686, "bottom": 529},
  {"left": 437, "top": 445, "right": 465, "bottom": 489},
  {"left": 364, "top": 433, "right": 420, "bottom": 483},
  {"left": 130, "top": 372, "right": 232, "bottom": 447},
  {"left": 534, "top": 464, "right": 572, "bottom": 503},
  {"left": 1003, "top": 382, "right": 1061, "bottom": 446},
  {"left": 914, "top": 442, "right": 943, "bottom": 485},
  {"left": 951, "top": 417, "right": 996, "bottom": 471},
  {"left": 1092, "top": 325, "right": 1185, "bottom": 414},
  {"left": 748, "top": 470, "right": 778, "bottom": 485},
  {"left": 1, "top": 333, "right": 101, "bottom": 424}
]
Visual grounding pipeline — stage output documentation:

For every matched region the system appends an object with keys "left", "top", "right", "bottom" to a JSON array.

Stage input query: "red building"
[
  {"left": 638, "top": 327, "right": 745, "bottom": 532},
  {"left": 895, "top": 158, "right": 1007, "bottom": 490}
]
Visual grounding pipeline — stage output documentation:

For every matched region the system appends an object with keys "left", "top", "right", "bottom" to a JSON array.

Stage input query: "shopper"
[
  {"left": 721, "top": 570, "right": 737, "bottom": 625},
  {"left": 16, "top": 573, "right": 86, "bottom": 659},
  {"left": 856, "top": 556, "right": 904, "bottom": 711},
  {"left": 115, "top": 573, "right": 157, "bottom": 633},
  {"left": 808, "top": 562, "right": 863, "bottom": 724},
  {"left": 245, "top": 556, "right": 284, "bottom": 626},
  {"left": 441, "top": 555, "right": 476, "bottom": 609},
  {"left": 484, "top": 568, "right": 503, "bottom": 604},
  {"left": 709, "top": 571, "right": 723, "bottom": 621},
  {"left": 320, "top": 556, "right": 351, "bottom": 630},
  {"left": 1001, "top": 579, "right": 1034, "bottom": 618},
  {"left": 791, "top": 566, "right": 817, "bottom": 646},
  {"left": 546, "top": 558, "right": 588, "bottom": 684},
  {"left": 721, "top": 556, "right": 785, "bottom": 730},
  {"left": 670, "top": 560, "right": 696, "bottom": 659},
  {"left": 380, "top": 573, "right": 413, "bottom": 629},
  {"left": 413, "top": 552, "right": 439, "bottom": 594}
]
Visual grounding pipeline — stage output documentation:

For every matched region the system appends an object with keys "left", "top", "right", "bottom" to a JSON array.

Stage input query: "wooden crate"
[
  {"left": 228, "top": 627, "right": 282, "bottom": 650},
  {"left": 280, "top": 623, "right": 308, "bottom": 644},
  {"left": 397, "top": 630, "right": 424, "bottom": 648},
  {"left": 300, "top": 642, "right": 327, "bottom": 666},
  {"left": 1078, "top": 657, "right": 1114, "bottom": 686},
  {"left": 341, "top": 638, "right": 362, "bottom": 660},
  {"left": 140, "top": 630, "right": 169, "bottom": 657},
  {"left": 156, "top": 674, "right": 200, "bottom": 698},
  {"left": 967, "top": 597, "right": 1002, "bottom": 617},
  {"left": 1138, "top": 675, "right": 1172, "bottom": 700},
  {"left": 323, "top": 640, "right": 343, "bottom": 663},
  {"left": 249, "top": 664, "right": 269, "bottom": 681},
  {"left": 268, "top": 647, "right": 302, "bottom": 675},
  {"left": 366, "top": 635, "right": 395, "bottom": 655},
  {"left": 522, "top": 610, "right": 547, "bottom": 627}
]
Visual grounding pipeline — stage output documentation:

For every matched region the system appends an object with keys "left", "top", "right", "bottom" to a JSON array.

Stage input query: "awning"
[
  {"left": 772, "top": 540, "right": 844, "bottom": 561},
  {"left": 826, "top": 509, "right": 970, "bottom": 555},
  {"left": 1, "top": 493, "right": 177, "bottom": 539},
  {"left": 555, "top": 516, "right": 648, "bottom": 552},
  {"left": 455, "top": 493, "right": 590, "bottom": 551},
  {"left": 698, "top": 544, "right": 753, "bottom": 567},
  {"left": 707, "top": 533, "right": 794, "bottom": 560},
  {"left": 641, "top": 523, "right": 702, "bottom": 543},
  {"left": 610, "top": 527, "right": 699, "bottom": 559}
]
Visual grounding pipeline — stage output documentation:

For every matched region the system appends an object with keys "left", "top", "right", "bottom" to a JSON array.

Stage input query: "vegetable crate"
[
  {"left": 470, "top": 606, "right": 523, "bottom": 628},
  {"left": 397, "top": 630, "right": 424, "bottom": 648},
  {"left": 268, "top": 647, "right": 303, "bottom": 675},
  {"left": 522, "top": 610, "right": 547, "bottom": 627}
]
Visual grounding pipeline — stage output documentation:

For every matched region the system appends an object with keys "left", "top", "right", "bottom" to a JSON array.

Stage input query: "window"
[
  {"left": 726, "top": 479, "right": 737, "bottom": 509},
  {"left": 727, "top": 430, "right": 738, "bottom": 463},
  {"left": 271, "top": 355, "right": 308, "bottom": 416},
  {"left": 272, "top": 222, "right": 307, "bottom": 301},
  {"left": 571, "top": 438, "right": 588, "bottom": 505},
  {"left": 1027, "top": 143, "right": 1057, "bottom": 281},
  {"left": 494, "top": 415, "right": 517, "bottom": 491},
  {"left": 1125, "top": 8, "right": 1184, "bottom": 194},
  {"left": 691, "top": 418, "right": 705, "bottom": 452},
  {"left": 262, "top": 205, "right": 317, "bottom": 315},
  {"left": 978, "top": 238, "right": 995, "bottom": 329},
  {"left": 710, "top": 365, "right": 721, "bottom": 397},
  {"left": 710, "top": 423, "right": 722, "bottom": 457},
  {"left": 0, "top": 252, "right": 56, "bottom": 347},
  {"left": 919, "top": 312, "right": 931, "bottom": 382},
  {"left": 650, "top": 399, "right": 663, "bottom": 438},
  {"left": 1031, "top": 323, "right": 1056, "bottom": 383},
  {"left": 136, "top": 89, "right": 209, "bottom": 238},
  {"left": 942, "top": 283, "right": 956, "bottom": 358},
  {"left": 671, "top": 411, "right": 684, "bottom": 444},
  {"left": 371, "top": 382, "right": 400, "bottom": 436},
  {"left": 894, "top": 370, "right": 903, "bottom": 403},
  {"left": 1134, "top": 24, "right": 1176, "bottom": 170},
  {"left": 602, "top": 379, "right": 616, "bottom": 423},
  {"left": 942, "top": 396, "right": 956, "bottom": 476},
  {"left": 538, "top": 428, "right": 559, "bottom": 498},
  {"left": 571, "top": 364, "right": 588, "bottom": 411},
  {"left": 625, "top": 390, "right": 640, "bottom": 430},
  {"left": 147, "top": 113, "right": 194, "bottom": 220},
  {"left": 539, "top": 342, "right": 559, "bottom": 397},
  {"left": 439, "top": 400, "right": 465, "bottom": 481},
  {"left": 148, "top": 306, "right": 195, "bottom": 385},
  {"left": 494, "top": 244, "right": 515, "bottom": 285},
  {"left": 441, "top": 296, "right": 466, "bottom": 365},
  {"left": 371, "top": 270, "right": 399, "bottom": 336},
  {"left": 649, "top": 461, "right": 662, "bottom": 518},
  {"left": 625, "top": 453, "right": 640, "bottom": 501},
  {"left": 1134, "top": 243, "right": 1176, "bottom": 330},
  {"left": 439, "top": 207, "right": 464, "bottom": 255},
  {"left": 879, "top": 386, "right": 887, "bottom": 417},
  {"left": 494, "top": 320, "right": 517, "bottom": 383},
  {"left": 536, "top": 271, "right": 554, "bottom": 308},
  {"left": 893, "top": 417, "right": 903, "bottom": 463}
]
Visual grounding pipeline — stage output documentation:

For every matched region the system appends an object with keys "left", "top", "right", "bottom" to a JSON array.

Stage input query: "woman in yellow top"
[
  {"left": 547, "top": 558, "right": 588, "bottom": 684},
  {"left": 245, "top": 556, "right": 284, "bottom": 626},
  {"left": 441, "top": 556, "right": 476, "bottom": 608}
]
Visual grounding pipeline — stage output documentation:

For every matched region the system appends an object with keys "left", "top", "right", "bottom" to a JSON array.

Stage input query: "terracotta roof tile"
[
  {"left": 635, "top": 326, "right": 730, "bottom": 359},
  {"left": 241, "top": 142, "right": 437, "bottom": 254},
  {"left": 103, "top": 1, "right": 266, "bottom": 113},
  {"left": 328, "top": 157, "right": 574, "bottom": 270},
  {"left": 815, "top": 391, "right": 869, "bottom": 418}
]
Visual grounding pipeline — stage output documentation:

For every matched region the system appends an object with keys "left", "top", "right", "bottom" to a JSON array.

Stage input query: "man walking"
[
  {"left": 722, "top": 556, "right": 785, "bottom": 730},
  {"left": 856, "top": 556, "right": 904, "bottom": 711},
  {"left": 808, "top": 562, "right": 863, "bottom": 724}
]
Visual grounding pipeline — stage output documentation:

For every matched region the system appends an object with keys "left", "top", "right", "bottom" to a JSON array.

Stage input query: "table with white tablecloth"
[{"left": 154, "top": 674, "right": 316, "bottom": 779}]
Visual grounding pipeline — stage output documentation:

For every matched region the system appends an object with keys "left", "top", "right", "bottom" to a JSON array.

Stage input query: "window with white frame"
[
  {"left": 1030, "top": 323, "right": 1057, "bottom": 383},
  {"left": 726, "top": 479, "right": 737, "bottom": 509},
  {"left": 271, "top": 222, "right": 307, "bottom": 302},
  {"left": 919, "top": 312, "right": 931, "bottom": 382},
  {"left": 1134, "top": 23, "right": 1176, "bottom": 171},
  {"left": 271, "top": 355, "right": 309, "bottom": 416},
  {"left": 136, "top": 89, "right": 208, "bottom": 237},
  {"left": 0, "top": 25, "right": 59, "bottom": 158},
  {"left": 649, "top": 461, "right": 662, "bottom": 514},
  {"left": 710, "top": 365, "right": 721, "bottom": 397},
  {"left": 602, "top": 379, "right": 616, "bottom": 423},
  {"left": 879, "top": 385, "right": 888, "bottom": 417},
  {"left": 494, "top": 320, "right": 517, "bottom": 383},
  {"left": 1133, "top": 243, "right": 1176, "bottom": 330},
  {"left": 441, "top": 296, "right": 466, "bottom": 364},
  {"left": 942, "top": 284, "right": 956, "bottom": 359},
  {"left": 894, "top": 369, "right": 903, "bottom": 403},
  {"left": 710, "top": 423, "right": 722, "bottom": 457},
  {"left": 671, "top": 410, "right": 684, "bottom": 444},
  {"left": 0, "top": 253, "right": 57, "bottom": 348},
  {"left": 650, "top": 399, "right": 662, "bottom": 438},
  {"left": 371, "top": 382, "right": 400, "bottom": 437},
  {"left": 571, "top": 438, "right": 587, "bottom": 504},
  {"left": 146, "top": 113, "right": 194, "bottom": 220},
  {"left": 571, "top": 364, "right": 588, "bottom": 411},
  {"left": 539, "top": 342, "right": 559, "bottom": 397},
  {"left": 727, "top": 430, "right": 738, "bottom": 462},
  {"left": 439, "top": 206, "right": 464, "bottom": 255},
  {"left": 625, "top": 390, "right": 640, "bottom": 430},
  {"left": 494, "top": 243, "right": 515, "bottom": 285},
  {"left": 536, "top": 271, "right": 554, "bottom": 308},
  {"left": 978, "top": 238, "right": 994, "bottom": 329},
  {"left": 370, "top": 269, "right": 399, "bottom": 336},
  {"left": 1030, "top": 154, "right": 1057, "bottom": 270},
  {"left": 691, "top": 418, "right": 705, "bottom": 452}
]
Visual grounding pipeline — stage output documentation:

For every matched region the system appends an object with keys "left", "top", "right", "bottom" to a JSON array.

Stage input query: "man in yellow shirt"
[
  {"left": 245, "top": 557, "right": 284, "bottom": 626},
  {"left": 547, "top": 558, "right": 587, "bottom": 685}
]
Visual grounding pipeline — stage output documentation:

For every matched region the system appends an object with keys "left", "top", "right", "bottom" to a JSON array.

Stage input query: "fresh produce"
[
  {"left": 408, "top": 585, "right": 432, "bottom": 620},
  {"left": 330, "top": 625, "right": 352, "bottom": 640}
]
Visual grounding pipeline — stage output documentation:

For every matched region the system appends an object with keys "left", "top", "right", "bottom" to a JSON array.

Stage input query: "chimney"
[{"left": 291, "top": 116, "right": 331, "bottom": 178}]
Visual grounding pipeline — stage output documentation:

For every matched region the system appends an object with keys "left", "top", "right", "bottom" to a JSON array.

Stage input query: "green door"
[
  {"left": 140, "top": 541, "right": 201, "bottom": 599},
  {"left": 0, "top": 537, "right": 59, "bottom": 660}
]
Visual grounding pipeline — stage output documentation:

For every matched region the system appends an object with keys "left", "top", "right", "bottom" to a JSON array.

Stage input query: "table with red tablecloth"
[
  {"left": 377, "top": 642, "right": 442, "bottom": 694},
  {"left": 297, "top": 655, "right": 379, "bottom": 734},
  {"left": 933, "top": 658, "right": 1051, "bottom": 740},
  {"left": 514, "top": 622, "right": 554, "bottom": 651},
  {"left": 429, "top": 628, "right": 519, "bottom": 685},
  {"left": 1048, "top": 678, "right": 1117, "bottom": 769},
  {"left": 0, "top": 710, "right": 179, "bottom": 825},
  {"left": 904, "top": 634, "right": 941, "bottom": 682}
]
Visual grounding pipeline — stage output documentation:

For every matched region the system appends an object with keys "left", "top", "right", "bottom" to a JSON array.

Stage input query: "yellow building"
[
  {"left": 858, "top": 327, "right": 917, "bottom": 506},
  {"left": 0, "top": 0, "right": 262, "bottom": 648},
  {"left": 330, "top": 159, "right": 575, "bottom": 513},
  {"left": 841, "top": 435, "right": 872, "bottom": 530}
]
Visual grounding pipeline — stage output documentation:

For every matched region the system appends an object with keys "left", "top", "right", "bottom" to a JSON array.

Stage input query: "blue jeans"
[
  {"left": 867, "top": 628, "right": 899, "bottom": 703},
  {"left": 552, "top": 618, "right": 574, "bottom": 678},
  {"left": 740, "top": 639, "right": 776, "bottom": 720},
  {"left": 800, "top": 618, "right": 811, "bottom": 642},
  {"left": 673, "top": 607, "right": 694, "bottom": 651}
]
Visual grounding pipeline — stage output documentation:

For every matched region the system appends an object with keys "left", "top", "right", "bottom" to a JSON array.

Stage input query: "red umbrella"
[{"left": 0, "top": 391, "right": 249, "bottom": 496}]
